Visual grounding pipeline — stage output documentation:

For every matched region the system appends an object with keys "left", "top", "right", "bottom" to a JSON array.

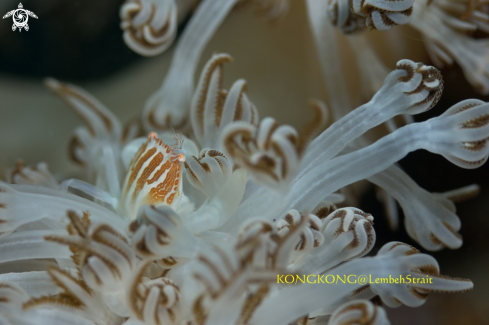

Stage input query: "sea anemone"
[{"left": 1, "top": 0, "right": 488, "bottom": 324}]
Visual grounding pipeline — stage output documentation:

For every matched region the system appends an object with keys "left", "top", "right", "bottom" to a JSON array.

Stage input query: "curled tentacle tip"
[
  {"left": 327, "top": 0, "right": 366, "bottom": 34},
  {"left": 353, "top": 0, "right": 414, "bottom": 31},
  {"left": 330, "top": 300, "right": 390, "bottom": 325},
  {"left": 221, "top": 117, "right": 300, "bottom": 191},
  {"left": 395, "top": 60, "right": 444, "bottom": 113},
  {"left": 120, "top": 0, "right": 178, "bottom": 56},
  {"left": 427, "top": 99, "right": 489, "bottom": 168}
]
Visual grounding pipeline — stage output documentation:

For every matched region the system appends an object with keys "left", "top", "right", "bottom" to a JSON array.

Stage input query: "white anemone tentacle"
[
  {"left": 131, "top": 205, "right": 201, "bottom": 259},
  {"left": 276, "top": 209, "right": 324, "bottom": 268},
  {"left": 368, "top": 164, "right": 464, "bottom": 251},
  {"left": 184, "top": 149, "right": 233, "bottom": 199},
  {"left": 352, "top": 0, "right": 415, "bottom": 31},
  {"left": 45, "top": 216, "right": 136, "bottom": 294},
  {"left": 329, "top": 299, "right": 391, "bottom": 325},
  {"left": 287, "top": 99, "right": 489, "bottom": 213},
  {"left": 297, "top": 207, "right": 376, "bottom": 274},
  {"left": 327, "top": 0, "right": 366, "bottom": 34},
  {"left": 221, "top": 118, "right": 300, "bottom": 192},
  {"left": 142, "top": 0, "right": 241, "bottom": 132},
  {"left": 126, "top": 263, "right": 182, "bottom": 325},
  {"left": 44, "top": 78, "right": 137, "bottom": 197},
  {"left": 306, "top": 0, "right": 352, "bottom": 120},
  {"left": 5, "top": 161, "right": 59, "bottom": 189},
  {"left": 300, "top": 59, "right": 443, "bottom": 178},
  {"left": 0, "top": 271, "right": 71, "bottom": 298},
  {"left": 120, "top": 0, "right": 178, "bottom": 57},
  {"left": 0, "top": 183, "right": 128, "bottom": 237},
  {"left": 411, "top": 0, "right": 489, "bottom": 94},
  {"left": 190, "top": 53, "right": 259, "bottom": 150},
  {"left": 252, "top": 242, "right": 472, "bottom": 325}
]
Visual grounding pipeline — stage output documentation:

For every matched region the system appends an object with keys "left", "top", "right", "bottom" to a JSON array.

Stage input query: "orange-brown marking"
[
  {"left": 167, "top": 193, "right": 176, "bottom": 205},
  {"left": 147, "top": 160, "right": 171, "bottom": 184},
  {"left": 124, "top": 147, "right": 156, "bottom": 198},
  {"left": 132, "top": 152, "right": 163, "bottom": 202},
  {"left": 148, "top": 163, "right": 180, "bottom": 204}
]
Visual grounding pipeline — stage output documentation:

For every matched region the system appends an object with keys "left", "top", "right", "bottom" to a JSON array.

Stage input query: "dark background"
[{"left": 0, "top": 0, "right": 139, "bottom": 81}]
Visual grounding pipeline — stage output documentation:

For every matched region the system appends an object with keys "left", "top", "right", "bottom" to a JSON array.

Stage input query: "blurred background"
[{"left": 0, "top": 1, "right": 488, "bottom": 324}]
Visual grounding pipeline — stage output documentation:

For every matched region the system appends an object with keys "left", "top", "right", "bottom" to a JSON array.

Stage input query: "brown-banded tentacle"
[
  {"left": 222, "top": 117, "right": 300, "bottom": 191},
  {"left": 352, "top": 0, "right": 415, "bottom": 31},
  {"left": 190, "top": 53, "right": 259, "bottom": 150},
  {"left": 184, "top": 149, "right": 232, "bottom": 199},
  {"left": 120, "top": 0, "right": 178, "bottom": 57}
]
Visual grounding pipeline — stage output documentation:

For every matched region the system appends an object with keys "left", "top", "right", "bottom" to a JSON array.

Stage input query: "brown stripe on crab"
[
  {"left": 121, "top": 132, "right": 186, "bottom": 219},
  {"left": 221, "top": 117, "right": 300, "bottom": 191},
  {"left": 190, "top": 53, "right": 259, "bottom": 150},
  {"left": 120, "top": 0, "right": 178, "bottom": 57}
]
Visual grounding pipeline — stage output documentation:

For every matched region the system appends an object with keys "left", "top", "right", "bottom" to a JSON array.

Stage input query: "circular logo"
[{"left": 13, "top": 10, "right": 28, "bottom": 27}]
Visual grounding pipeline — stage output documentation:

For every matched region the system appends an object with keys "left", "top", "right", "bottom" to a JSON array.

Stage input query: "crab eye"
[{"left": 177, "top": 153, "right": 185, "bottom": 162}]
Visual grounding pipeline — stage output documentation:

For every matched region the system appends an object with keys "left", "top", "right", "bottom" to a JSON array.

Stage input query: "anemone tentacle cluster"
[{"left": 1, "top": 1, "right": 487, "bottom": 324}]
